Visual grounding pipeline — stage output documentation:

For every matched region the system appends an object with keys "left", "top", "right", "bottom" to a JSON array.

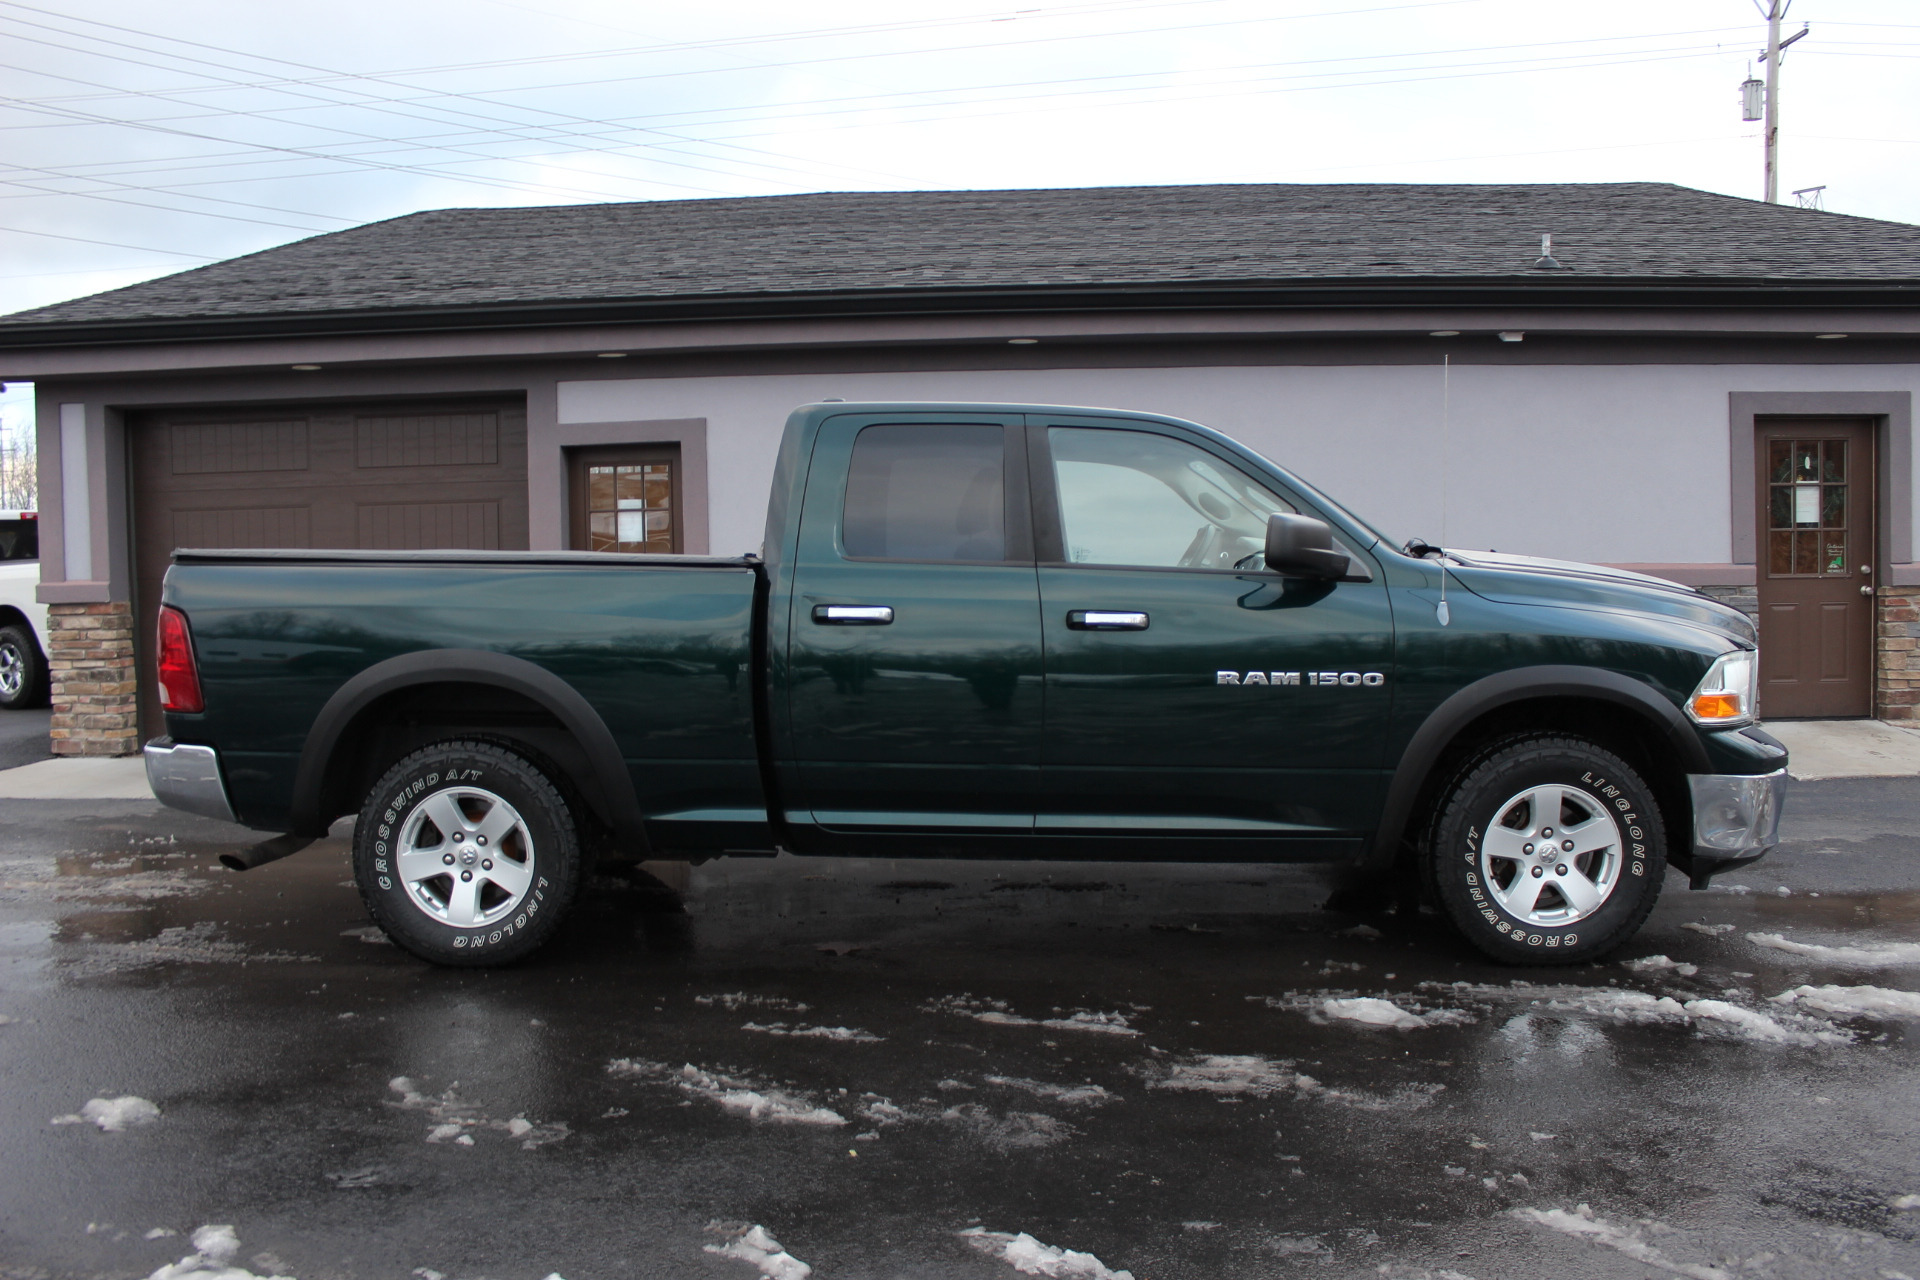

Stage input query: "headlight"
[{"left": 1688, "top": 649, "right": 1757, "bottom": 725}]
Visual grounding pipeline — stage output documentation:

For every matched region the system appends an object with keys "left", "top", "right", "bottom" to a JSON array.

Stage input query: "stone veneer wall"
[
  {"left": 1877, "top": 587, "right": 1920, "bottom": 723},
  {"left": 47, "top": 601, "right": 140, "bottom": 755}
]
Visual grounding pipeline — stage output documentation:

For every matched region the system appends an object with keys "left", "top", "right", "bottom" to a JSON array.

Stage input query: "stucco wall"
[{"left": 557, "top": 362, "right": 1920, "bottom": 567}]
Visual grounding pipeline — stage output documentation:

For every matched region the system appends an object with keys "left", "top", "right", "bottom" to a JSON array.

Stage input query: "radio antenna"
[{"left": 1437, "top": 354, "right": 1452, "bottom": 627}]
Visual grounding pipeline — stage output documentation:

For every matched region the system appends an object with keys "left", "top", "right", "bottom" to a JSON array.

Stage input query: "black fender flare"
[
  {"left": 289, "top": 648, "right": 648, "bottom": 851},
  {"left": 1362, "top": 664, "right": 1708, "bottom": 871}
]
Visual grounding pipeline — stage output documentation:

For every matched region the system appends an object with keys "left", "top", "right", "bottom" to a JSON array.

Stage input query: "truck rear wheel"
[
  {"left": 1426, "top": 735, "right": 1665, "bottom": 965},
  {"left": 353, "top": 740, "right": 583, "bottom": 967}
]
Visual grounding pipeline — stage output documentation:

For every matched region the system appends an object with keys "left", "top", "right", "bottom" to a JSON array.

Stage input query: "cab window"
[
  {"left": 842, "top": 424, "right": 1007, "bottom": 562},
  {"left": 1049, "top": 427, "right": 1294, "bottom": 570}
]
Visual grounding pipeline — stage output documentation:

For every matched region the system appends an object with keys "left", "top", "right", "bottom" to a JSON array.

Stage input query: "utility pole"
[{"left": 1753, "top": 0, "right": 1808, "bottom": 204}]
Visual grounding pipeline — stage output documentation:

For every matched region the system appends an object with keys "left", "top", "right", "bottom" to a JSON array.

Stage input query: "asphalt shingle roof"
[{"left": 7, "top": 182, "right": 1920, "bottom": 331}]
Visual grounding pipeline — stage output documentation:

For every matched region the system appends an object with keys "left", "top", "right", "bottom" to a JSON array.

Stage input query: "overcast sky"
[{"left": 1, "top": 0, "right": 1916, "bottom": 331}]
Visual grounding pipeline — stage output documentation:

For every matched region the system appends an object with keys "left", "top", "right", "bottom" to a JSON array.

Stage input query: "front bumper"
[
  {"left": 1686, "top": 768, "right": 1787, "bottom": 884},
  {"left": 143, "top": 737, "right": 237, "bottom": 824}
]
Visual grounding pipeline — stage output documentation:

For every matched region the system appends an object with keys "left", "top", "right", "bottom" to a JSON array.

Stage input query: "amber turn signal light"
[{"left": 1691, "top": 693, "right": 1742, "bottom": 721}]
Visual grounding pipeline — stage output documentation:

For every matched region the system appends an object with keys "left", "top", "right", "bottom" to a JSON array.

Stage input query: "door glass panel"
[
  {"left": 1769, "top": 440, "right": 1791, "bottom": 483},
  {"left": 1049, "top": 428, "right": 1295, "bottom": 569},
  {"left": 842, "top": 424, "right": 1006, "bottom": 562},
  {"left": 1769, "top": 530, "right": 1793, "bottom": 575},
  {"left": 1766, "top": 436, "right": 1853, "bottom": 578}
]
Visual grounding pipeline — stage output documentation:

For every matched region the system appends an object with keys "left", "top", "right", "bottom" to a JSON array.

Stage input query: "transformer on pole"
[{"left": 1747, "top": 1, "right": 1809, "bottom": 204}]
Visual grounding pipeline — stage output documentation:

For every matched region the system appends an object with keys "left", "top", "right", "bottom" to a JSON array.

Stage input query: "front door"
[
  {"left": 1030, "top": 417, "right": 1395, "bottom": 847},
  {"left": 785, "top": 413, "right": 1042, "bottom": 832},
  {"left": 1756, "top": 418, "right": 1876, "bottom": 718}
]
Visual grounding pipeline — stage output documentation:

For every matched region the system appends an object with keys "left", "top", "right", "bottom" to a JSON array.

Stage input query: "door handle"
[
  {"left": 1862, "top": 585, "right": 1874, "bottom": 596},
  {"left": 812, "top": 604, "right": 894, "bottom": 625},
  {"left": 1067, "top": 610, "right": 1149, "bottom": 631}
]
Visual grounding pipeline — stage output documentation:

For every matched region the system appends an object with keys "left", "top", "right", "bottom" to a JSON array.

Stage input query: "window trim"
[{"left": 836, "top": 421, "right": 1033, "bottom": 566}]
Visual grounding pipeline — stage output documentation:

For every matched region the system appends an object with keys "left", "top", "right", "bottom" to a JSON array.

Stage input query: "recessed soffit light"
[
  {"left": 1498, "top": 331, "right": 1526, "bottom": 343},
  {"left": 596, "top": 351, "right": 628, "bottom": 358},
  {"left": 290, "top": 363, "right": 321, "bottom": 371},
  {"left": 1008, "top": 337, "right": 1039, "bottom": 345},
  {"left": 1815, "top": 333, "right": 1848, "bottom": 340},
  {"left": 1428, "top": 330, "right": 1460, "bottom": 337}
]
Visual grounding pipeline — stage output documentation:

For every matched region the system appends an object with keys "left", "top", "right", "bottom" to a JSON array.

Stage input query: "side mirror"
[{"left": 1264, "top": 513, "right": 1350, "bottom": 580}]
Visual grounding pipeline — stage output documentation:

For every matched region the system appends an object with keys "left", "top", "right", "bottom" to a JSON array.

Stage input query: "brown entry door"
[{"left": 1756, "top": 419, "right": 1876, "bottom": 718}]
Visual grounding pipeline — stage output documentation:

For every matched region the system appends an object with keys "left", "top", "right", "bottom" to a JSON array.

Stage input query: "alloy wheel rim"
[
  {"left": 394, "top": 786, "right": 536, "bottom": 928},
  {"left": 1478, "top": 783, "right": 1623, "bottom": 927},
  {"left": 0, "top": 642, "right": 22, "bottom": 698}
]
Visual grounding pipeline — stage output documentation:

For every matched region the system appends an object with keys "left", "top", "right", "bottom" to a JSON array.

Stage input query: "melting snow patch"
[
  {"left": 924, "top": 996, "right": 1140, "bottom": 1036},
  {"left": 1625, "top": 955, "right": 1699, "bottom": 977},
  {"left": 1891, "top": 1194, "right": 1920, "bottom": 1210},
  {"left": 740, "top": 1022, "right": 882, "bottom": 1042},
  {"left": 959, "top": 1227, "right": 1133, "bottom": 1279},
  {"left": 1513, "top": 1204, "right": 1730, "bottom": 1280},
  {"left": 983, "top": 1076, "right": 1115, "bottom": 1106},
  {"left": 942, "top": 1104, "right": 1077, "bottom": 1150},
  {"left": 696, "top": 993, "right": 810, "bottom": 1013},
  {"left": 339, "top": 927, "right": 389, "bottom": 945},
  {"left": 1265, "top": 1234, "right": 1330, "bottom": 1258},
  {"left": 1773, "top": 985, "right": 1920, "bottom": 1018},
  {"left": 387, "top": 1077, "right": 568, "bottom": 1148},
  {"left": 1339, "top": 924, "right": 1383, "bottom": 939},
  {"left": 1150, "top": 1054, "right": 1442, "bottom": 1111},
  {"left": 51, "top": 1095, "right": 159, "bottom": 1132},
  {"left": 1181, "top": 1221, "right": 1223, "bottom": 1231},
  {"left": 703, "top": 1223, "right": 811, "bottom": 1280},
  {"left": 1321, "top": 997, "right": 1469, "bottom": 1030},
  {"left": 1747, "top": 933, "right": 1920, "bottom": 968},
  {"left": 1680, "top": 922, "right": 1735, "bottom": 937},
  {"left": 607, "top": 1059, "right": 846, "bottom": 1126},
  {"left": 146, "top": 1225, "right": 293, "bottom": 1280}
]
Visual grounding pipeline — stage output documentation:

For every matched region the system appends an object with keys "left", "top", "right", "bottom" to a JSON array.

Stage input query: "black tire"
[
  {"left": 353, "top": 740, "right": 584, "bottom": 967},
  {"left": 1425, "top": 735, "right": 1666, "bottom": 965},
  {"left": 0, "top": 623, "right": 47, "bottom": 710}
]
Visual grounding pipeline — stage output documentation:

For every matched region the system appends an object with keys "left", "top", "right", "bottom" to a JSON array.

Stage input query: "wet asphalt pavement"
[
  {"left": 1, "top": 779, "right": 1918, "bottom": 1280},
  {"left": 0, "top": 708, "right": 51, "bottom": 770}
]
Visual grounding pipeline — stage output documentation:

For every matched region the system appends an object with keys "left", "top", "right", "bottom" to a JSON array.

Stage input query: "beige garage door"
[{"left": 131, "top": 397, "right": 528, "bottom": 735}]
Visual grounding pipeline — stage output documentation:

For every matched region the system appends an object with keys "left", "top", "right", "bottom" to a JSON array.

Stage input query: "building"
[{"left": 3, "top": 181, "right": 1918, "bottom": 754}]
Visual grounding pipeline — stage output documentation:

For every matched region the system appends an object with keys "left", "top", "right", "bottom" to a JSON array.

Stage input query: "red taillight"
[{"left": 156, "top": 605, "right": 204, "bottom": 714}]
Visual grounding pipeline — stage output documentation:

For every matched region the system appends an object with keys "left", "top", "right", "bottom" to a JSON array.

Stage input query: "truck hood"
[{"left": 1441, "top": 548, "right": 1756, "bottom": 646}]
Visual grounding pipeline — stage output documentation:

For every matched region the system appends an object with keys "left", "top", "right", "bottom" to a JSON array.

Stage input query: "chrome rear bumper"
[{"left": 143, "top": 738, "right": 236, "bottom": 824}]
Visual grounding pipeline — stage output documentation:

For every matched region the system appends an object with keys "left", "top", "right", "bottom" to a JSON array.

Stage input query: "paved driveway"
[
  {"left": 0, "top": 705, "right": 50, "bottom": 771},
  {"left": 0, "top": 781, "right": 1916, "bottom": 1280}
]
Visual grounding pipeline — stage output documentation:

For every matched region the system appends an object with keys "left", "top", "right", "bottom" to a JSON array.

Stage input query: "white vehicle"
[{"left": 0, "top": 511, "right": 48, "bottom": 710}]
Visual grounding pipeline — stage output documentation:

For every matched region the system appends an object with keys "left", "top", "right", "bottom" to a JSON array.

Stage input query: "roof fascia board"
[
  {"left": 6, "top": 305, "right": 1920, "bottom": 381},
  {"left": 4, "top": 277, "right": 1920, "bottom": 352}
]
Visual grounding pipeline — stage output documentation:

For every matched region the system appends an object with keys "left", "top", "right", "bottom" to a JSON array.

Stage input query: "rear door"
[
  {"left": 785, "top": 413, "right": 1042, "bottom": 832},
  {"left": 1030, "top": 416, "right": 1395, "bottom": 848}
]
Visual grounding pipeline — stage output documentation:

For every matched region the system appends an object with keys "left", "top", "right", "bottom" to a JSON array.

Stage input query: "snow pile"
[
  {"left": 923, "top": 995, "right": 1140, "bottom": 1036},
  {"left": 741, "top": 1022, "right": 882, "bottom": 1042},
  {"left": 606, "top": 1059, "right": 847, "bottom": 1126},
  {"left": 1537, "top": 991, "right": 1846, "bottom": 1045},
  {"left": 51, "top": 1096, "right": 160, "bottom": 1131},
  {"left": 1321, "top": 997, "right": 1470, "bottom": 1030},
  {"left": 703, "top": 1223, "right": 811, "bottom": 1280},
  {"left": 1150, "top": 1054, "right": 1442, "bottom": 1112},
  {"left": 1512, "top": 1204, "right": 1730, "bottom": 1280},
  {"left": 146, "top": 1225, "right": 294, "bottom": 1280},
  {"left": 1624, "top": 955, "right": 1698, "bottom": 977},
  {"left": 387, "top": 1077, "right": 569, "bottom": 1148},
  {"left": 1746, "top": 932, "right": 1920, "bottom": 968},
  {"left": 1680, "top": 922, "right": 1735, "bottom": 937},
  {"left": 959, "top": 1227, "right": 1133, "bottom": 1279},
  {"left": 983, "top": 1076, "right": 1114, "bottom": 1106},
  {"left": 1772, "top": 984, "right": 1920, "bottom": 1018},
  {"left": 1540, "top": 990, "right": 1692, "bottom": 1025}
]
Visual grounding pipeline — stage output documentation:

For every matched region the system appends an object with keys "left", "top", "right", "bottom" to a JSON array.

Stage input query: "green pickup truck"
[{"left": 144, "top": 402, "right": 1786, "bottom": 967}]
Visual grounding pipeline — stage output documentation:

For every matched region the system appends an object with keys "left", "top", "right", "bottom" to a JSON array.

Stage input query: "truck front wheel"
[
  {"left": 353, "top": 740, "right": 584, "bottom": 967},
  {"left": 1426, "top": 735, "right": 1665, "bottom": 964}
]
